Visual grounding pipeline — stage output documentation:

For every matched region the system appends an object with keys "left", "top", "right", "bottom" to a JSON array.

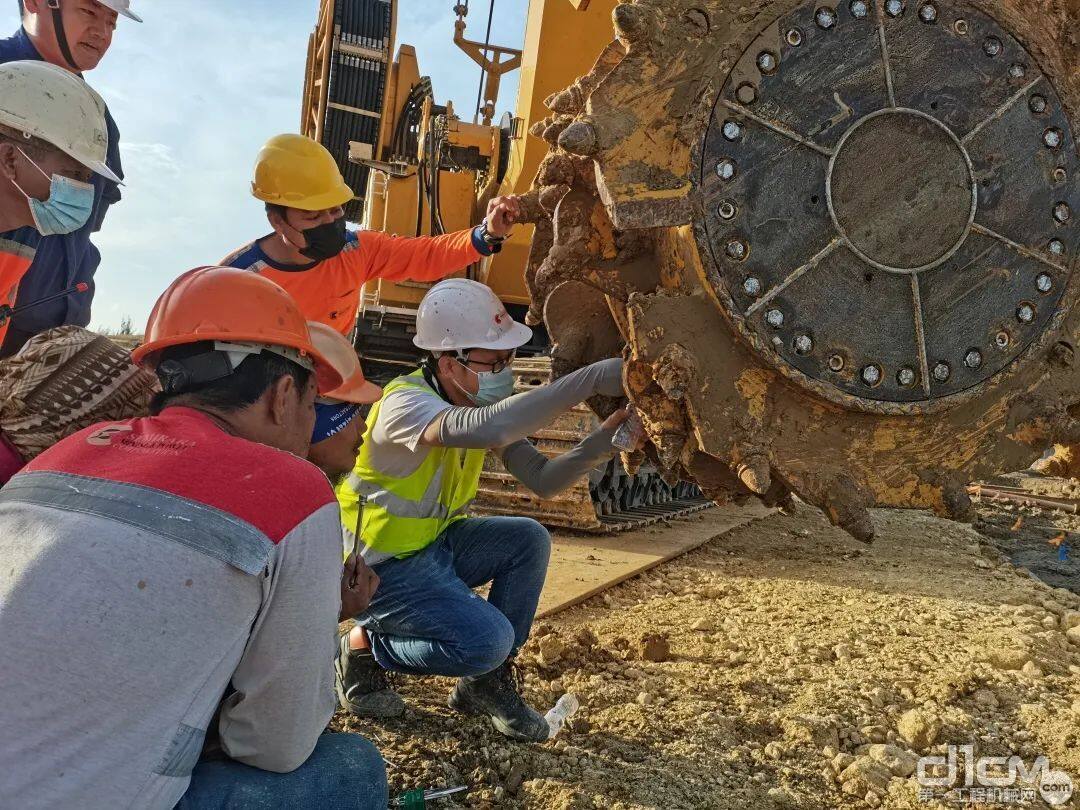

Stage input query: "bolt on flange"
[
  {"left": 815, "top": 6, "right": 837, "bottom": 28},
  {"left": 715, "top": 158, "right": 737, "bottom": 180}
]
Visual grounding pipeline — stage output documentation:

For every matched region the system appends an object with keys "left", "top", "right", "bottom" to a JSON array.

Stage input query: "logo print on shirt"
[{"left": 86, "top": 424, "right": 134, "bottom": 446}]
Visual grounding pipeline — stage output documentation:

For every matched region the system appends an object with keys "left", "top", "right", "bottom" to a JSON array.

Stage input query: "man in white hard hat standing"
[
  {"left": 0, "top": 0, "right": 139, "bottom": 357},
  {"left": 335, "top": 278, "right": 636, "bottom": 742}
]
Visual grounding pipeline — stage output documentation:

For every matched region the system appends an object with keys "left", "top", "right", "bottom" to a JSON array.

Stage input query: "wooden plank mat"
[{"left": 537, "top": 502, "right": 775, "bottom": 618}]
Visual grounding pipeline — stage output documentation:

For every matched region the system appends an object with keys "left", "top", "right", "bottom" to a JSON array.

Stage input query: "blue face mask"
[
  {"left": 13, "top": 148, "right": 95, "bottom": 236},
  {"left": 461, "top": 365, "right": 516, "bottom": 406}
]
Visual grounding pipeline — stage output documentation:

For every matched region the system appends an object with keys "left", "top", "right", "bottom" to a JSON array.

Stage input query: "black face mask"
[{"left": 299, "top": 216, "right": 347, "bottom": 262}]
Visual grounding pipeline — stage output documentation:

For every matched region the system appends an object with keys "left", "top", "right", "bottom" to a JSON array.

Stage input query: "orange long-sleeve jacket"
[
  {"left": 0, "top": 235, "right": 37, "bottom": 347},
  {"left": 221, "top": 227, "right": 489, "bottom": 336}
]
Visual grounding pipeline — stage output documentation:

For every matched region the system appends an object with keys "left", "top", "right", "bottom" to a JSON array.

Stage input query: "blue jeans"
[
  {"left": 358, "top": 516, "right": 551, "bottom": 677},
  {"left": 176, "top": 733, "right": 387, "bottom": 810}
]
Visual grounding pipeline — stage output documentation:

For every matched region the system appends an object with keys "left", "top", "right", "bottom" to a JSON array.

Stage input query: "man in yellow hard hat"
[{"left": 222, "top": 133, "right": 522, "bottom": 337}]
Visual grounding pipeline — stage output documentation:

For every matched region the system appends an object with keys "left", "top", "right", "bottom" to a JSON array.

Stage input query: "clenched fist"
[{"left": 484, "top": 195, "right": 524, "bottom": 238}]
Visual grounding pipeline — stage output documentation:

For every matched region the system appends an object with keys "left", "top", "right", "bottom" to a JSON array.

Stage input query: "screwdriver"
[
  {"left": 0, "top": 282, "right": 90, "bottom": 328},
  {"left": 391, "top": 785, "right": 468, "bottom": 807}
]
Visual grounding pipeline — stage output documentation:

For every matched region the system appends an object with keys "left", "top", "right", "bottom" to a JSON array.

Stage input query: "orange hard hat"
[
  {"left": 306, "top": 322, "right": 383, "bottom": 404},
  {"left": 132, "top": 266, "right": 344, "bottom": 393}
]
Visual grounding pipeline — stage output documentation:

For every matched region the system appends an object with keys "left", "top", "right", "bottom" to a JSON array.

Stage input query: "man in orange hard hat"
[
  {"left": 0, "top": 266, "right": 387, "bottom": 809},
  {"left": 221, "top": 133, "right": 523, "bottom": 336},
  {"left": 305, "top": 322, "right": 385, "bottom": 639},
  {"left": 306, "top": 321, "right": 383, "bottom": 486}
]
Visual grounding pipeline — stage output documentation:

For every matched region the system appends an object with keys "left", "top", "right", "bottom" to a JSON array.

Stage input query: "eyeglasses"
[{"left": 457, "top": 350, "right": 516, "bottom": 375}]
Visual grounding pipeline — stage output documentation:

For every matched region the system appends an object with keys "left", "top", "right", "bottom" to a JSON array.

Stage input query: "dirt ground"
[{"left": 333, "top": 500, "right": 1080, "bottom": 809}]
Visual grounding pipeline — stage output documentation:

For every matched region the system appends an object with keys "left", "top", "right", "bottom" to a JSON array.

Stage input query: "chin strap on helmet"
[{"left": 45, "top": 0, "right": 80, "bottom": 71}]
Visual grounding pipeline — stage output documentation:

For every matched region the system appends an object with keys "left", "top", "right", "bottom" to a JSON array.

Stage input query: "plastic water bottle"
[
  {"left": 544, "top": 693, "right": 580, "bottom": 739},
  {"left": 611, "top": 407, "right": 645, "bottom": 452}
]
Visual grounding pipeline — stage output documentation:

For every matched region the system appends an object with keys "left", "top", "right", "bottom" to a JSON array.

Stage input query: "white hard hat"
[
  {"left": 414, "top": 278, "right": 533, "bottom": 352},
  {"left": 0, "top": 61, "right": 120, "bottom": 184},
  {"left": 97, "top": 0, "right": 142, "bottom": 22}
]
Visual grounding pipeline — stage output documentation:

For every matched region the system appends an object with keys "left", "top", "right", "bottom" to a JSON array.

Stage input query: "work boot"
[
  {"left": 448, "top": 659, "right": 550, "bottom": 742},
  {"left": 335, "top": 633, "right": 405, "bottom": 718}
]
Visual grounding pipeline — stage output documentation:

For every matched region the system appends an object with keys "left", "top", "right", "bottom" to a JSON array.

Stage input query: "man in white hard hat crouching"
[
  {"left": 335, "top": 279, "right": 634, "bottom": 742},
  {"left": 0, "top": 60, "right": 139, "bottom": 485}
]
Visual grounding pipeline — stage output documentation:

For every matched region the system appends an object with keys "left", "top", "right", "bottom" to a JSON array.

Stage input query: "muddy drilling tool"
[{"left": 525, "top": 0, "right": 1078, "bottom": 541}]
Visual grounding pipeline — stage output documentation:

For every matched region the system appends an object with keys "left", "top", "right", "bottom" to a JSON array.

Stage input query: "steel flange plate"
[{"left": 698, "top": 0, "right": 1078, "bottom": 412}]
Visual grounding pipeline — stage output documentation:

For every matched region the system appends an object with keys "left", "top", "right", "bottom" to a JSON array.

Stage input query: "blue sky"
[{"left": 6, "top": 0, "right": 527, "bottom": 330}]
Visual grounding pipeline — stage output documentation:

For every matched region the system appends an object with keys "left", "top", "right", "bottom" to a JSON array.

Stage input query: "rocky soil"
[{"left": 333, "top": 500, "right": 1080, "bottom": 809}]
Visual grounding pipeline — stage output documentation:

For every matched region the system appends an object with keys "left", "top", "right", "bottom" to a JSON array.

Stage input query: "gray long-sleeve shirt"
[
  {"left": 369, "top": 358, "right": 624, "bottom": 499},
  {"left": 0, "top": 407, "right": 346, "bottom": 809}
]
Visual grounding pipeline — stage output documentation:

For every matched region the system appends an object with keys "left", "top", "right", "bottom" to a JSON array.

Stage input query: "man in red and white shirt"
[{"left": 0, "top": 266, "right": 387, "bottom": 809}]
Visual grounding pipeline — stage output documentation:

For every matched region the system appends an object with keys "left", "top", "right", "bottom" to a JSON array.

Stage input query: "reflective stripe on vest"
[{"left": 336, "top": 369, "right": 486, "bottom": 561}]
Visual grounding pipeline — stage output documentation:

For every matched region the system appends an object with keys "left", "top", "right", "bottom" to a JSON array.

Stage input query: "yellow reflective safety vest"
[{"left": 337, "top": 369, "right": 487, "bottom": 560}]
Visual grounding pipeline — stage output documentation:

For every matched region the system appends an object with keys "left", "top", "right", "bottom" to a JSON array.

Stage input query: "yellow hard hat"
[{"left": 250, "top": 134, "right": 354, "bottom": 212}]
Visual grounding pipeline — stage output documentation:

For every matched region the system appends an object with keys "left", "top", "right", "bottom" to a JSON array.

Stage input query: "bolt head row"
[
  {"left": 726, "top": 239, "right": 748, "bottom": 260},
  {"left": 1017, "top": 302, "right": 1035, "bottom": 323},
  {"left": 757, "top": 51, "right": 778, "bottom": 74},
  {"left": 1044, "top": 128, "right": 1063, "bottom": 149},
  {"left": 918, "top": 3, "right": 937, "bottom": 22},
  {"left": 722, "top": 120, "right": 742, "bottom": 141},
  {"left": 718, "top": 200, "right": 737, "bottom": 220},
  {"left": 766, "top": 308, "right": 784, "bottom": 328},
  {"left": 983, "top": 37, "right": 1002, "bottom": 57},
  {"left": 787, "top": 28, "right": 804, "bottom": 46},
  {"left": 1048, "top": 239, "right": 1064, "bottom": 255},
  {"left": 849, "top": 0, "right": 869, "bottom": 19},
  {"left": 885, "top": 0, "right": 904, "bottom": 17},
  {"left": 715, "top": 158, "right": 736, "bottom": 180},
  {"left": 1036, "top": 273, "right": 1053, "bottom": 293},
  {"left": 1054, "top": 202, "right": 1072, "bottom": 223},
  {"left": 1030, "top": 95, "right": 1047, "bottom": 114}
]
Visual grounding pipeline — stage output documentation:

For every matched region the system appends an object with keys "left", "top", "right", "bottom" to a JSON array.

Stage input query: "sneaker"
[
  {"left": 448, "top": 659, "right": 550, "bottom": 742},
  {"left": 335, "top": 633, "right": 405, "bottom": 718}
]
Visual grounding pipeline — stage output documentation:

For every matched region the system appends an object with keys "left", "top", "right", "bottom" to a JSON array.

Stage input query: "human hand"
[
  {"left": 485, "top": 195, "right": 523, "bottom": 237},
  {"left": 340, "top": 553, "right": 380, "bottom": 620}
]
